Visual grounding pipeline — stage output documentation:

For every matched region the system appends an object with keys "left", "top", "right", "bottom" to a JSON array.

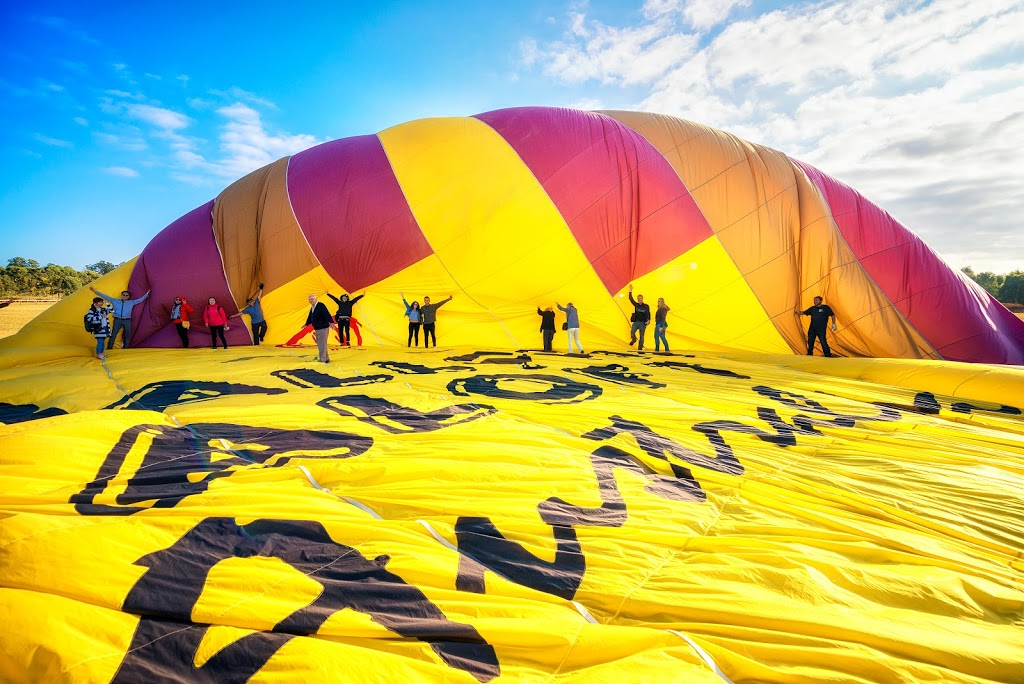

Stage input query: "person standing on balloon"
[
  {"left": 401, "top": 293, "right": 421, "bottom": 347},
  {"left": 89, "top": 285, "right": 149, "bottom": 350},
  {"left": 169, "top": 295, "right": 194, "bottom": 348},
  {"left": 204, "top": 297, "right": 230, "bottom": 350},
  {"left": 306, "top": 294, "right": 336, "bottom": 363},
  {"left": 796, "top": 296, "right": 837, "bottom": 357},
  {"left": 326, "top": 291, "right": 364, "bottom": 346},
  {"left": 85, "top": 297, "right": 111, "bottom": 360},
  {"left": 557, "top": 302, "right": 583, "bottom": 354},
  {"left": 654, "top": 297, "right": 671, "bottom": 352},
  {"left": 419, "top": 294, "right": 452, "bottom": 348},
  {"left": 537, "top": 306, "right": 556, "bottom": 352},
  {"left": 628, "top": 284, "right": 651, "bottom": 351},
  {"left": 230, "top": 284, "right": 267, "bottom": 345}
]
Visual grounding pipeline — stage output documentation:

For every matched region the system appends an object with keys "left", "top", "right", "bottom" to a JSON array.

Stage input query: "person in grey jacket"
[
  {"left": 557, "top": 302, "right": 584, "bottom": 354},
  {"left": 419, "top": 294, "right": 452, "bottom": 348},
  {"left": 90, "top": 285, "right": 149, "bottom": 350}
]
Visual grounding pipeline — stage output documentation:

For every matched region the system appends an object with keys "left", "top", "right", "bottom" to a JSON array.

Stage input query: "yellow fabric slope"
[{"left": 2, "top": 341, "right": 1022, "bottom": 683}]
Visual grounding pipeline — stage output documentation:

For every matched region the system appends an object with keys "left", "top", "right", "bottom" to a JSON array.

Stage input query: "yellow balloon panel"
[
  {"left": 378, "top": 116, "right": 629, "bottom": 350},
  {"left": 2, "top": 344, "right": 1023, "bottom": 682},
  {"left": 624, "top": 236, "right": 791, "bottom": 353}
]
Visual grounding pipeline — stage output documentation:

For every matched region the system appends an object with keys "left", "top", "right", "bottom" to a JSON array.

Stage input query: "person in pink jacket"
[{"left": 203, "top": 297, "right": 230, "bottom": 349}]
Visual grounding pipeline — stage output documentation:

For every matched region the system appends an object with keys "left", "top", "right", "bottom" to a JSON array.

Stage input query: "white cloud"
[
  {"left": 73, "top": 116, "right": 88, "bottom": 126},
  {"left": 522, "top": 0, "right": 1024, "bottom": 272},
  {"left": 104, "top": 166, "right": 139, "bottom": 177},
  {"left": 210, "top": 103, "right": 320, "bottom": 178},
  {"left": 35, "top": 134, "right": 73, "bottom": 148},
  {"left": 126, "top": 104, "right": 192, "bottom": 130}
]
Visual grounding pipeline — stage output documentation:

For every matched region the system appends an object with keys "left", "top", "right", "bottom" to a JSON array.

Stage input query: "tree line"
[
  {"left": 961, "top": 267, "right": 1024, "bottom": 306},
  {"left": 0, "top": 258, "right": 119, "bottom": 298}
]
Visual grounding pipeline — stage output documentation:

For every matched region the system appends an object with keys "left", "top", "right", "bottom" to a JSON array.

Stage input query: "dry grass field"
[{"left": 0, "top": 301, "right": 54, "bottom": 339}]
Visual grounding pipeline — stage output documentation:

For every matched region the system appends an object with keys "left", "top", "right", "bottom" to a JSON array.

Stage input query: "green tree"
[
  {"left": 85, "top": 260, "right": 118, "bottom": 275},
  {"left": 7, "top": 257, "right": 40, "bottom": 269},
  {"left": 1000, "top": 271, "right": 1024, "bottom": 305},
  {"left": 961, "top": 266, "right": 1005, "bottom": 299}
]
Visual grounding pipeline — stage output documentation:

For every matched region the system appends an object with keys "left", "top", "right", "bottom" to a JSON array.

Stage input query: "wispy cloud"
[
  {"left": 126, "top": 104, "right": 192, "bottom": 130},
  {"left": 210, "top": 103, "right": 321, "bottom": 178},
  {"left": 208, "top": 86, "right": 277, "bottom": 109},
  {"left": 73, "top": 116, "right": 88, "bottom": 126},
  {"left": 35, "top": 134, "right": 73, "bottom": 148},
  {"left": 30, "top": 15, "right": 99, "bottom": 45},
  {"left": 103, "top": 166, "right": 139, "bottom": 177},
  {"left": 522, "top": 0, "right": 1024, "bottom": 272}
]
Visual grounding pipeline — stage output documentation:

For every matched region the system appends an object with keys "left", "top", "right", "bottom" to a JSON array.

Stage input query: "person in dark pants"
[
  {"left": 419, "top": 294, "right": 452, "bottom": 348},
  {"left": 203, "top": 297, "right": 229, "bottom": 349},
  {"left": 401, "top": 293, "right": 421, "bottom": 347},
  {"left": 796, "top": 296, "right": 837, "bottom": 357},
  {"left": 653, "top": 297, "right": 670, "bottom": 352},
  {"left": 90, "top": 286, "right": 149, "bottom": 350},
  {"left": 326, "top": 291, "right": 365, "bottom": 346},
  {"left": 306, "top": 294, "right": 337, "bottom": 363},
  {"left": 537, "top": 306, "right": 556, "bottom": 351},
  {"left": 169, "top": 295, "right": 194, "bottom": 348},
  {"left": 231, "top": 284, "right": 267, "bottom": 344},
  {"left": 628, "top": 284, "right": 651, "bottom": 350}
]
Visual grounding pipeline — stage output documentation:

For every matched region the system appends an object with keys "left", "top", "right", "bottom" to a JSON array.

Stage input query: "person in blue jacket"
[
  {"left": 90, "top": 285, "right": 149, "bottom": 350},
  {"left": 401, "top": 292, "right": 421, "bottom": 347}
]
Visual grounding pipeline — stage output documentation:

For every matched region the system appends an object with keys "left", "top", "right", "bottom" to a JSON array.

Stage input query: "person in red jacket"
[
  {"left": 203, "top": 297, "right": 230, "bottom": 349},
  {"left": 169, "top": 295, "right": 194, "bottom": 348}
]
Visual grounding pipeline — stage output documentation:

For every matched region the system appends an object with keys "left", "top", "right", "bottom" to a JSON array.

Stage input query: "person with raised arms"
[
  {"left": 419, "top": 294, "right": 452, "bottom": 348},
  {"left": 89, "top": 285, "right": 149, "bottom": 350},
  {"left": 326, "top": 290, "right": 365, "bottom": 346}
]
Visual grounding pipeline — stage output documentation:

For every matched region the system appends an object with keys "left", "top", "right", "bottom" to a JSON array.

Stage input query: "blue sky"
[{"left": 2, "top": 0, "right": 1022, "bottom": 273}]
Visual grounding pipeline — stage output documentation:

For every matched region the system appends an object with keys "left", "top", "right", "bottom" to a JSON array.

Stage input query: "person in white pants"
[{"left": 557, "top": 302, "right": 584, "bottom": 354}]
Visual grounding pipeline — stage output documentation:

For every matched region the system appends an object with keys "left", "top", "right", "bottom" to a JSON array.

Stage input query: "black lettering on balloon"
[
  {"left": 564, "top": 363, "right": 665, "bottom": 389},
  {"left": 0, "top": 402, "right": 68, "bottom": 424},
  {"left": 647, "top": 360, "right": 751, "bottom": 379},
  {"left": 112, "top": 518, "right": 498, "bottom": 683},
  {"left": 586, "top": 350, "right": 656, "bottom": 358},
  {"left": 691, "top": 386, "right": 902, "bottom": 463},
  {"left": 877, "top": 391, "right": 1019, "bottom": 416},
  {"left": 583, "top": 415, "right": 744, "bottom": 498},
  {"left": 950, "top": 399, "right": 1021, "bottom": 415},
  {"left": 455, "top": 445, "right": 696, "bottom": 599},
  {"left": 370, "top": 360, "right": 475, "bottom": 374},
  {"left": 318, "top": 395, "right": 497, "bottom": 433},
  {"left": 445, "top": 351, "right": 543, "bottom": 368},
  {"left": 104, "top": 380, "right": 287, "bottom": 412},
  {"left": 71, "top": 423, "right": 373, "bottom": 516},
  {"left": 271, "top": 368, "right": 392, "bottom": 389},
  {"left": 753, "top": 385, "right": 902, "bottom": 426},
  {"left": 448, "top": 374, "right": 602, "bottom": 404}
]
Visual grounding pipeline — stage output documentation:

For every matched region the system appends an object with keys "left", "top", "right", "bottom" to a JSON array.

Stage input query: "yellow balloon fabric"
[{"left": 2, "top": 344, "right": 1023, "bottom": 683}]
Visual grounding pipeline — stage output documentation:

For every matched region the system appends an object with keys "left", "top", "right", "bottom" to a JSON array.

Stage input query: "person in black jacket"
[
  {"left": 537, "top": 306, "right": 556, "bottom": 352},
  {"left": 796, "top": 296, "right": 837, "bottom": 357},
  {"left": 628, "top": 284, "right": 651, "bottom": 350},
  {"left": 326, "top": 291, "right": 365, "bottom": 346},
  {"left": 306, "top": 294, "right": 337, "bottom": 363}
]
